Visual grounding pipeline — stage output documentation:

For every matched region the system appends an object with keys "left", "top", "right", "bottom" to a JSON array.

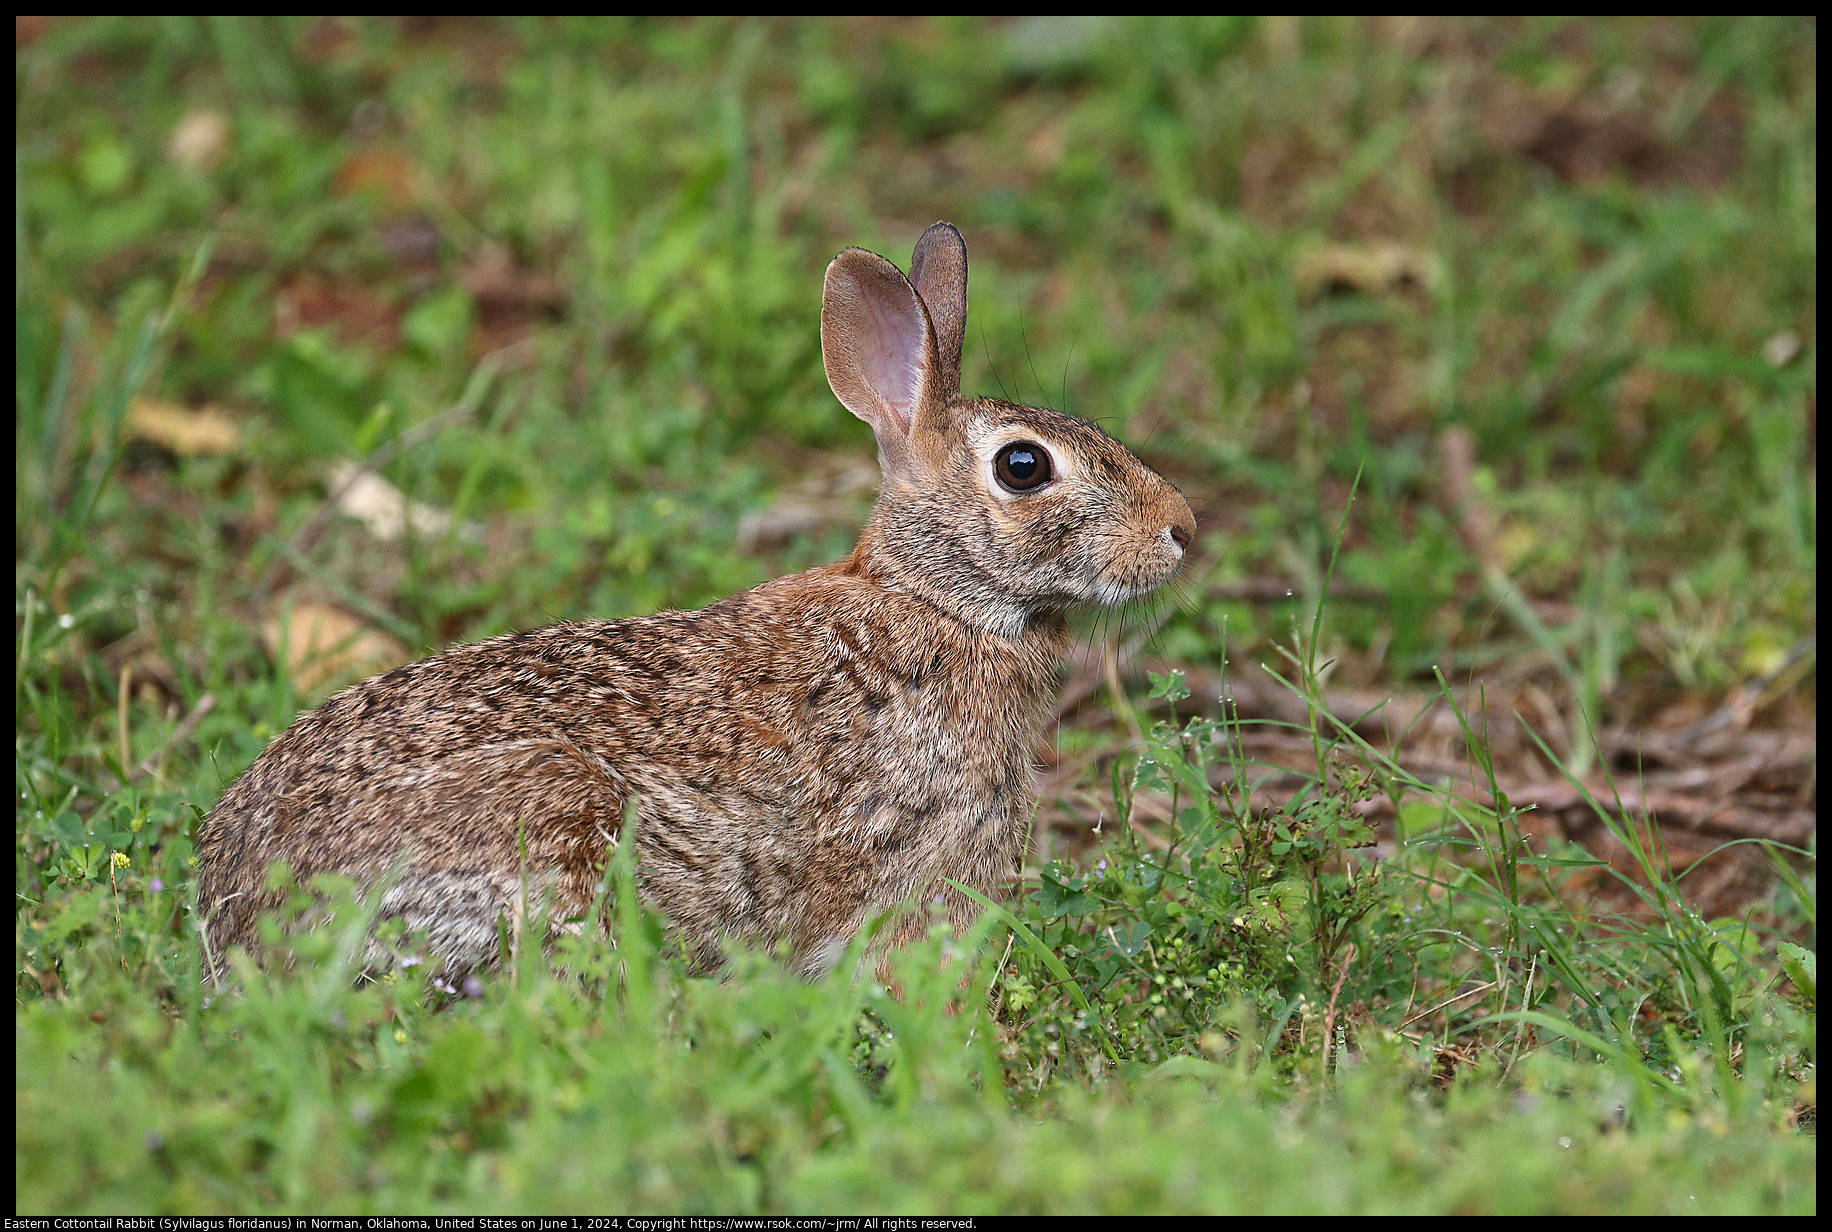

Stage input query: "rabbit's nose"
[{"left": 1168, "top": 523, "right": 1192, "bottom": 553}]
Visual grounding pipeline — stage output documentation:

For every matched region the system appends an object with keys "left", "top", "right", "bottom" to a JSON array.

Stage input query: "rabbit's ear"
[
  {"left": 909, "top": 222, "right": 967, "bottom": 404},
  {"left": 821, "top": 247, "right": 942, "bottom": 455}
]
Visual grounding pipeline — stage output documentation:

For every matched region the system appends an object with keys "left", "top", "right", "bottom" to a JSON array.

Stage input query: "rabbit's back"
[{"left": 196, "top": 565, "right": 1064, "bottom": 979}]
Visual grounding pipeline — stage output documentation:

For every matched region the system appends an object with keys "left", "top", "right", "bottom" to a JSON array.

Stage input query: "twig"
[
  {"left": 1322, "top": 942, "right": 1355, "bottom": 1079},
  {"left": 986, "top": 932, "right": 1018, "bottom": 1020},
  {"left": 1398, "top": 980, "right": 1497, "bottom": 1031},
  {"left": 1127, "top": 815, "right": 1173, "bottom": 850},
  {"left": 1664, "top": 634, "right": 1816, "bottom": 745},
  {"left": 1102, "top": 635, "right": 1146, "bottom": 743},
  {"left": 1398, "top": 954, "right": 1422, "bottom": 1035},
  {"left": 109, "top": 856, "right": 127, "bottom": 972},
  {"left": 250, "top": 356, "right": 505, "bottom": 609},
  {"left": 124, "top": 692, "right": 217, "bottom": 787},
  {"left": 1501, "top": 953, "right": 1538, "bottom": 1079},
  {"left": 117, "top": 664, "right": 133, "bottom": 782},
  {"left": 269, "top": 538, "right": 423, "bottom": 647}
]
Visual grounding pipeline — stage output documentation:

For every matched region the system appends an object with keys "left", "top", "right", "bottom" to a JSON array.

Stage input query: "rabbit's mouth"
[
  {"left": 1074, "top": 521, "right": 1192, "bottom": 608},
  {"left": 1021, "top": 546, "right": 1187, "bottom": 614}
]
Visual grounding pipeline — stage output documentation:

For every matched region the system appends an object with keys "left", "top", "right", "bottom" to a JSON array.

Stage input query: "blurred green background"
[{"left": 17, "top": 16, "right": 1814, "bottom": 710}]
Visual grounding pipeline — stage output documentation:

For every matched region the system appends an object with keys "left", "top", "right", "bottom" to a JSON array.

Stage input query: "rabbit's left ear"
[
  {"left": 821, "top": 247, "right": 943, "bottom": 466},
  {"left": 909, "top": 222, "right": 967, "bottom": 404}
]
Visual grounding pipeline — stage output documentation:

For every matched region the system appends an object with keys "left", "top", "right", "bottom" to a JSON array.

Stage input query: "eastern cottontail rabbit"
[{"left": 195, "top": 222, "right": 1195, "bottom": 985}]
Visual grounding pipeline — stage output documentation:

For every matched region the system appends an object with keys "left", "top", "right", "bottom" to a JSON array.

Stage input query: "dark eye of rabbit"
[{"left": 994, "top": 442, "right": 1053, "bottom": 493}]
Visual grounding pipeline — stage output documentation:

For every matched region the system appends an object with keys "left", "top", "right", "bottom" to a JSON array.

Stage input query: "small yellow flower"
[{"left": 112, "top": 851, "right": 130, "bottom": 869}]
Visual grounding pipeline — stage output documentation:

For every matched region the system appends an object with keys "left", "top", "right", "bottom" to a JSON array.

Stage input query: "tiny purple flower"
[{"left": 149, "top": 878, "right": 164, "bottom": 893}]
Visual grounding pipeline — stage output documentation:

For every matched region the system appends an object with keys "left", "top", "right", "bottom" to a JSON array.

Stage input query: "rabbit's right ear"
[{"left": 821, "top": 247, "right": 942, "bottom": 465}]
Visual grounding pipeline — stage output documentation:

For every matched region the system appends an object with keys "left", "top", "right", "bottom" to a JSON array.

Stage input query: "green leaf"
[
  {"left": 1776, "top": 942, "right": 1815, "bottom": 1008},
  {"left": 1145, "top": 1055, "right": 1231, "bottom": 1084},
  {"left": 402, "top": 284, "right": 475, "bottom": 357},
  {"left": 1148, "top": 670, "right": 1190, "bottom": 702},
  {"left": 1397, "top": 799, "right": 1449, "bottom": 839},
  {"left": 77, "top": 133, "right": 133, "bottom": 197},
  {"left": 1246, "top": 880, "right": 1307, "bottom": 931},
  {"left": 351, "top": 401, "right": 395, "bottom": 455}
]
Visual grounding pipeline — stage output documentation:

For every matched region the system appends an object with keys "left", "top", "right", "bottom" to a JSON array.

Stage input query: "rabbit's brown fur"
[{"left": 196, "top": 223, "right": 1194, "bottom": 983}]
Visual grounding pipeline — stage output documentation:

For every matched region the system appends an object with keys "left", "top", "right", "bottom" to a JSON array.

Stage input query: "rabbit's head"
[{"left": 822, "top": 223, "right": 1195, "bottom": 636}]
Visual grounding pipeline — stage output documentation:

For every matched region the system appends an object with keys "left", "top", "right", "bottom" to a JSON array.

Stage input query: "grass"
[{"left": 15, "top": 17, "right": 1816, "bottom": 1213}]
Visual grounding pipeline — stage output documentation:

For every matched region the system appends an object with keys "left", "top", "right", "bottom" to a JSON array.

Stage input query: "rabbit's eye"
[{"left": 994, "top": 442, "right": 1053, "bottom": 493}]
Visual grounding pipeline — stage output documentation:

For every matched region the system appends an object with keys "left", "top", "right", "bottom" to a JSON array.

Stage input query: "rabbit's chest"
[{"left": 630, "top": 669, "right": 1042, "bottom": 954}]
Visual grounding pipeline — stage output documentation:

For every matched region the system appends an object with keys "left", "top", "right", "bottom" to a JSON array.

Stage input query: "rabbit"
[{"left": 194, "top": 222, "right": 1196, "bottom": 986}]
